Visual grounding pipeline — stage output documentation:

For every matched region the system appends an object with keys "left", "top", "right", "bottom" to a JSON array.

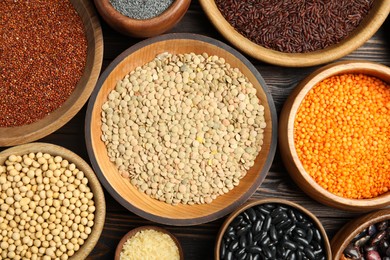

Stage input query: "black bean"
[
  {"left": 252, "top": 254, "right": 261, "bottom": 260},
  {"left": 245, "top": 253, "right": 253, "bottom": 260},
  {"left": 262, "top": 215, "right": 272, "bottom": 232},
  {"left": 260, "top": 236, "right": 271, "bottom": 247},
  {"left": 293, "top": 236, "right": 310, "bottom": 247},
  {"left": 296, "top": 250, "right": 303, "bottom": 260},
  {"left": 313, "top": 248, "right": 323, "bottom": 256},
  {"left": 224, "top": 250, "right": 233, "bottom": 260},
  {"left": 254, "top": 231, "right": 267, "bottom": 242},
  {"left": 287, "top": 251, "right": 297, "bottom": 260},
  {"left": 277, "top": 219, "right": 292, "bottom": 230},
  {"left": 272, "top": 212, "right": 288, "bottom": 225},
  {"left": 237, "top": 225, "right": 252, "bottom": 237},
  {"left": 285, "top": 224, "right": 296, "bottom": 235},
  {"left": 235, "top": 247, "right": 246, "bottom": 258},
  {"left": 294, "top": 227, "right": 306, "bottom": 238},
  {"left": 303, "top": 247, "right": 315, "bottom": 260},
  {"left": 247, "top": 246, "right": 262, "bottom": 254},
  {"left": 229, "top": 240, "right": 239, "bottom": 252},
  {"left": 247, "top": 208, "right": 257, "bottom": 222},
  {"left": 305, "top": 227, "right": 313, "bottom": 244},
  {"left": 239, "top": 234, "right": 247, "bottom": 248},
  {"left": 226, "top": 226, "right": 236, "bottom": 239},
  {"left": 263, "top": 203, "right": 276, "bottom": 209},
  {"left": 294, "top": 210, "right": 305, "bottom": 222},
  {"left": 295, "top": 221, "right": 312, "bottom": 230},
  {"left": 269, "top": 225, "right": 278, "bottom": 241},
  {"left": 221, "top": 239, "right": 227, "bottom": 259},
  {"left": 283, "top": 239, "right": 297, "bottom": 251},
  {"left": 288, "top": 209, "right": 297, "bottom": 223},
  {"left": 247, "top": 230, "right": 253, "bottom": 245},
  {"left": 262, "top": 246, "right": 272, "bottom": 258},
  {"left": 253, "top": 219, "right": 264, "bottom": 233},
  {"left": 271, "top": 206, "right": 285, "bottom": 217},
  {"left": 232, "top": 215, "right": 244, "bottom": 228},
  {"left": 256, "top": 206, "right": 271, "bottom": 215},
  {"left": 312, "top": 227, "right": 322, "bottom": 242},
  {"left": 242, "top": 211, "right": 251, "bottom": 223}
]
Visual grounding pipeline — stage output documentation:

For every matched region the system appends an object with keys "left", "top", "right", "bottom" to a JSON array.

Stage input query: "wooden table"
[{"left": 4, "top": 1, "right": 390, "bottom": 259}]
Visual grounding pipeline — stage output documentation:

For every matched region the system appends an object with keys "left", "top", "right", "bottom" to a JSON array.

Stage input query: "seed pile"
[
  {"left": 110, "top": 0, "right": 174, "bottom": 20},
  {"left": 0, "top": 153, "right": 95, "bottom": 259},
  {"left": 101, "top": 52, "right": 266, "bottom": 205},
  {"left": 295, "top": 73, "right": 390, "bottom": 199},
  {"left": 215, "top": 0, "right": 374, "bottom": 53},
  {"left": 120, "top": 229, "right": 179, "bottom": 260},
  {"left": 221, "top": 203, "right": 327, "bottom": 260},
  {"left": 0, "top": 0, "right": 87, "bottom": 127},
  {"left": 342, "top": 220, "right": 390, "bottom": 260}
]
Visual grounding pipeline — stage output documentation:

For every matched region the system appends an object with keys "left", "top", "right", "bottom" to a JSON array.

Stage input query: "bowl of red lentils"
[
  {"left": 0, "top": 0, "right": 103, "bottom": 147},
  {"left": 199, "top": 0, "right": 390, "bottom": 67},
  {"left": 85, "top": 33, "right": 277, "bottom": 225},
  {"left": 93, "top": 0, "right": 191, "bottom": 38},
  {"left": 0, "top": 142, "right": 106, "bottom": 259},
  {"left": 279, "top": 60, "right": 390, "bottom": 211}
]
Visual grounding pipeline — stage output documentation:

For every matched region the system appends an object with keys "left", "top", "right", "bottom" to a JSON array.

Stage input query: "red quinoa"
[{"left": 0, "top": 0, "right": 87, "bottom": 127}]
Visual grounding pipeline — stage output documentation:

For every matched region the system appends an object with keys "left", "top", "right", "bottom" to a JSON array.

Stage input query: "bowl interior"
[
  {"left": 86, "top": 34, "right": 277, "bottom": 225},
  {"left": 0, "top": 0, "right": 103, "bottom": 147},
  {"left": 331, "top": 209, "right": 390, "bottom": 259},
  {"left": 215, "top": 198, "right": 332, "bottom": 259},
  {"left": 199, "top": 0, "right": 390, "bottom": 67},
  {"left": 115, "top": 226, "right": 184, "bottom": 260},
  {"left": 0, "top": 143, "right": 106, "bottom": 259},
  {"left": 284, "top": 61, "right": 390, "bottom": 210}
]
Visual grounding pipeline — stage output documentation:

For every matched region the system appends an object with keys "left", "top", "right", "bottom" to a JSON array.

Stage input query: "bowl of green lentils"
[{"left": 85, "top": 33, "right": 277, "bottom": 225}]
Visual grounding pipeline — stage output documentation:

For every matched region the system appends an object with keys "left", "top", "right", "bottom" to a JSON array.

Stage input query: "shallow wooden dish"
[
  {"left": 215, "top": 198, "right": 332, "bottom": 260},
  {"left": 0, "top": 0, "right": 103, "bottom": 147},
  {"left": 0, "top": 142, "right": 106, "bottom": 259},
  {"left": 279, "top": 61, "right": 390, "bottom": 211},
  {"left": 331, "top": 208, "right": 390, "bottom": 259},
  {"left": 94, "top": 0, "right": 191, "bottom": 38},
  {"left": 199, "top": 0, "right": 390, "bottom": 67},
  {"left": 115, "top": 226, "right": 184, "bottom": 260},
  {"left": 85, "top": 33, "right": 277, "bottom": 225}
]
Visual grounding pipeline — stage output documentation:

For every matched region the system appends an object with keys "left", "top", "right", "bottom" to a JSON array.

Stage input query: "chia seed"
[{"left": 110, "top": 0, "right": 175, "bottom": 20}]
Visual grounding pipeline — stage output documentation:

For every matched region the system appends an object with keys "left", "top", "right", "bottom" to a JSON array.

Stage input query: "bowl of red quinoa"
[
  {"left": 279, "top": 60, "right": 390, "bottom": 211},
  {"left": 93, "top": 0, "right": 191, "bottom": 38},
  {"left": 199, "top": 0, "right": 390, "bottom": 67},
  {"left": 85, "top": 33, "right": 277, "bottom": 225},
  {"left": 0, "top": 0, "right": 103, "bottom": 147}
]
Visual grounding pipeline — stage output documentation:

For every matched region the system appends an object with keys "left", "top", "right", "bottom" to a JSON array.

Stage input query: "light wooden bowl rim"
[
  {"left": 114, "top": 225, "right": 184, "bottom": 260},
  {"left": 85, "top": 33, "right": 278, "bottom": 226},
  {"left": 0, "top": 142, "right": 106, "bottom": 259},
  {"left": 215, "top": 198, "right": 332, "bottom": 260},
  {"left": 0, "top": 0, "right": 103, "bottom": 147},
  {"left": 94, "top": 0, "right": 191, "bottom": 37},
  {"left": 280, "top": 60, "right": 390, "bottom": 210},
  {"left": 199, "top": 0, "right": 390, "bottom": 67},
  {"left": 331, "top": 208, "right": 390, "bottom": 259}
]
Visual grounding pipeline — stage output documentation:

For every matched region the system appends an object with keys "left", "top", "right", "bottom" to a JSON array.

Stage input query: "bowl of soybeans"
[
  {"left": 199, "top": 0, "right": 390, "bottom": 67},
  {"left": 85, "top": 33, "right": 277, "bottom": 225},
  {"left": 94, "top": 0, "right": 191, "bottom": 38},
  {"left": 0, "top": 0, "right": 103, "bottom": 147},
  {"left": 0, "top": 142, "right": 106, "bottom": 260},
  {"left": 331, "top": 208, "right": 390, "bottom": 260},
  {"left": 216, "top": 198, "right": 331, "bottom": 260},
  {"left": 279, "top": 60, "right": 390, "bottom": 211}
]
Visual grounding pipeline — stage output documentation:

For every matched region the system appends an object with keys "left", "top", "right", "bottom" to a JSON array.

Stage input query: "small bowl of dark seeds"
[
  {"left": 331, "top": 208, "right": 390, "bottom": 260},
  {"left": 93, "top": 0, "right": 191, "bottom": 38},
  {"left": 216, "top": 198, "right": 331, "bottom": 260}
]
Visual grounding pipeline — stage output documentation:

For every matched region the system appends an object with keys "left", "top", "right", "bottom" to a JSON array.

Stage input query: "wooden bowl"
[
  {"left": 85, "top": 33, "right": 277, "bottom": 225},
  {"left": 93, "top": 0, "right": 191, "bottom": 38},
  {"left": 0, "top": 142, "right": 106, "bottom": 259},
  {"left": 115, "top": 226, "right": 184, "bottom": 260},
  {"left": 215, "top": 198, "right": 332, "bottom": 260},
  {"left": 0, "top": 0, "right": 103, "bottom": 147},
  {"left": 279, "top": 61, "right": 390, "bottom": 211},
  {"left": 331, "top": 208, "right": 390, "bottom": 259},
  {"left": 199, "top": 0, "right": 390, "bottom": 67}
]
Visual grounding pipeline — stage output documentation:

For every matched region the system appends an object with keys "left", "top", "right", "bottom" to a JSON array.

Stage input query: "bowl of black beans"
[
  {"left": 216, "top": 198, "right": 331, "bottom": 260},
  {"left": 331, "top": 208, "right": 390, "bottom": 260}
]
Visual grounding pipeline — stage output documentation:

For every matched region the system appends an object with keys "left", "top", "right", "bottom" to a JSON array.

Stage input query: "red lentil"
[
  {"left": 0, "top": 0, "right": 87, "bottom": 127},
  {"left": 294, "top": 73, "right": 390, "bottom": 199}
]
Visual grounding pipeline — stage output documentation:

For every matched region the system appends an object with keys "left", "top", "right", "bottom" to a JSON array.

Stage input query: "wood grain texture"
[
  {"left": 0, "top": 0, "right": 103, "bottom": 147},
  {"left": 279, "top": 61, "right": 390, "bottom": 211},
  {"left": 85, "top": 34, "right": 277, "bottom": 225},
  {"left": 199, "top": 0, "right": 390, "bottom": 67},
  {"left": 0, "top": 1, "right": 389, "bottom": 259},
  {"left": 0, "top": 143, "right": 106, "bottom": 260},
  {"left": 94, "top": 0, "right": 191, "bottom": 37}
]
